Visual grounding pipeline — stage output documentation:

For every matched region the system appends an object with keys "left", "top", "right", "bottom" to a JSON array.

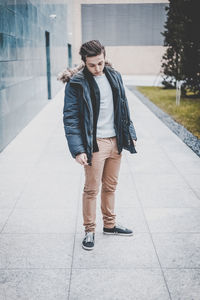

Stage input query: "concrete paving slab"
[
  {"left": 2, "top": 209, "right": 77, "bottom": 234},
  {"left": 128, "top": 155, "right": 178, "bottom": 175},
  {"left": 115, "top": 171, "right": 140, "bottom": 208},
  {"left": 118, "top": 154, "right": 132, "bottom": 174},
  {"left": 123, "top": 75, "right": 163, "bottom": 87},
  {"left": 134, "top": 173, "right": 191, "bottom": 189},
  {"left": 194, "top": 188, "right": 200, "bottom": 198},
  {"left": 180, "top": 173, "right": 200, "bottom": 189},
  {"left": 135, "top": 185, "right": 200, "bottom": 208},
  {"left": 163, "top": 269, "right": 200, "bottom": 300},
  {"left": 132, "top": 172, "right": 200, "bottom": 208},
  {"left": 15, "top": 172, "right": 80, "bottom": 209},
  {"left": 0, "top": 269, "right": 70, "bottom": 300},
  {"left": 115, "top": 189, "right": 140, "bottom": 208},
  {"left": 0, "top": 210, "right": 12, "bottom": 232},
  {"left": 15, "top": 194, "right": 79, "bottom": 210},
  {"left": 144, "top": 208, "right": 200, "bottom": 233},
  {"left": 73, "top": 233, "right": 159, "bottom": 269},
  {"left": 0, "top": 233, "right": 74, "bottom": 269},
  {"left": 0, "top": 171, "right": 30, "bottom": 209},
  {"left": 69, "top": 268, "right": 170, "bottom": 300},
  {"left": 152, "top": 233, "right": 200, "bottom": 268}
]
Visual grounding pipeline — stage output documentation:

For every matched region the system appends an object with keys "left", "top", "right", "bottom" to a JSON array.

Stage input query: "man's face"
[{"left": 85, "top": 53, "right": 105, "bottom": 76}]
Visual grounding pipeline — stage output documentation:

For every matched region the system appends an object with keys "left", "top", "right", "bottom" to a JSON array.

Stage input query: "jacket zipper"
[
  {"left": 82, "top": 89, "right": 93, "bottom": 159},
  {"left": 74, "top": 82, "right": 93, "bottom": 137},
  {"left": 71, "top": 82, "right": 93, "bottom": 162}
]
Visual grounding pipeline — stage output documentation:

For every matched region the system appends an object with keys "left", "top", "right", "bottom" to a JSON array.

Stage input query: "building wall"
[
  {"left": 72, "top": 0, "right": 168, "bottom": 75},
  {"left": 0, "top": 0, "right": 69, "bottom": 151},
  {"left": 82, "top": 3, "right": 167, "bottom": 46}
]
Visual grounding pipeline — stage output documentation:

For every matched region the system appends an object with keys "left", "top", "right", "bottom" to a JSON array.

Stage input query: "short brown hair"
[{"left": 79, "top": 40, "right": 106, "bottom": 63}]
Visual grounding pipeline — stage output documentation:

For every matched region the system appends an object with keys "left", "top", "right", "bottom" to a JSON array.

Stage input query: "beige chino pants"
[{"left": 82, "top": 137, "right": 122, "bottom": 233}]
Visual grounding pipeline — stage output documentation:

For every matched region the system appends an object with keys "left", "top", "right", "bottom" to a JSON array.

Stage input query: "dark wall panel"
[{"left": 82, "top": 3, "right": 168, "bottom": 46}]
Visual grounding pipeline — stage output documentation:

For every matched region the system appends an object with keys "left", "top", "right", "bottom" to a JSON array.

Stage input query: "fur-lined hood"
[{"left": 57, "top": 60, "right": 114, "bottom": 84}]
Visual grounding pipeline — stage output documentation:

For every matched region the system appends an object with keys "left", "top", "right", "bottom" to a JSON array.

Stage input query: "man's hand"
[
  {"left": 75, "top": 153, "right": 88, "bottom": 165},
  {"left": 133, "top": 140, "right": 137, "bottom": 147}
]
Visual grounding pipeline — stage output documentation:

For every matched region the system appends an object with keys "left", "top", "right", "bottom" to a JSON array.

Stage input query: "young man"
[{"left": 60, "top": 40, "right": 137, "bottom": 250}]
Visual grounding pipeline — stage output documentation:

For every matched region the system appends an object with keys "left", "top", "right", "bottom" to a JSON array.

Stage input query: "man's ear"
[{"left": 104, "top": 59, "right": 113, "bottom": 68}]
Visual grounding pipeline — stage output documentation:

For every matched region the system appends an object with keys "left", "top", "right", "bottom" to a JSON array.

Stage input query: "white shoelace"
[
  {"left": 85, "top": 232, "right": 94, "bottom": 243},
  {"left": 116, "top": 223, "right": 127, "bottom": 230}
]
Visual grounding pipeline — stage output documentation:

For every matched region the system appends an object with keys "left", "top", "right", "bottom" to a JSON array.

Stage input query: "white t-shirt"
[{"left": 93, "top": 73, "right": 116, "bottom": 138}]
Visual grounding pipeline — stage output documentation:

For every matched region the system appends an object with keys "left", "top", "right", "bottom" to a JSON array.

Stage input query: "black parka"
[{"left": 63, "top": 65, "right": 137, "bottom": 165}]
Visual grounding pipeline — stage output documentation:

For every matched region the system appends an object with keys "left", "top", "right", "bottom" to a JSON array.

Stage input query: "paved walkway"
[
  {"left": 123, "top": 74, "right": 163, "bottom": 86},
  {"left": 0, "top": 84, "right": 200, "bottom": 300}
]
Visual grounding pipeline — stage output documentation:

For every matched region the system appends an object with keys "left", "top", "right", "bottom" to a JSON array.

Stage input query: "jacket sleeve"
[
  {"left": 117, "top": 72, "right": 137, "bottom": 141},
  {"left": 63, "top": 82, "right": 86, "bottom": 158}
]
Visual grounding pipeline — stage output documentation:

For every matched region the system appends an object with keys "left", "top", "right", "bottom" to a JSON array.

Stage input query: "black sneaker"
[
  {"left": 103, "top": 223, "right": 133, "bottom": 236},
  {"left": 82, "top": 232, "right": 95, "bottom": 250}
]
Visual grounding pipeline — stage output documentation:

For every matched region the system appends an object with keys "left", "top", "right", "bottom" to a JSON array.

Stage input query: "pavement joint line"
[
  {"left": 0, "top": 91, "right": 65, "bottom": 235},
  {"left": 148, "top": 232, "right": 200, "bottom": 234},
  {"left": 0, "top": 171, "right": 36, "bottom": 234},
  {"left": 0, "top": 267, "right": 200, "bottom": 270},
  {"left": 67, "top": 171, "right": 83, "bottom": 300},
  {"left": 0, "top": 268, "right": 72, "bottom": 270},
  {"left": 0, "top": 267, "right": 172, "bottom": 270},
  {"left": 2, "top": 231, "right": 200, "bottom": 235},
  {"left": 151, "top": 136, "right": 200, "bottom": 202},
  {"left": 33, "top": 121, "right": 61, "bottom": 167},
  {"left": 0, "top": 233, "right": 77, "bottom": 235},
  {"left": 125, "top": 154, "right": 173, "bottom": 300}
]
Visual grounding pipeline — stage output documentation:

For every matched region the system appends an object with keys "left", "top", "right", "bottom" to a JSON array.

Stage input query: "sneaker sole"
[
  {"left": 103, "top": 232, "right": 133, "bottom": 236},
  {"left": 82, "top": 244, "right": 94, "bottom": 250}
]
